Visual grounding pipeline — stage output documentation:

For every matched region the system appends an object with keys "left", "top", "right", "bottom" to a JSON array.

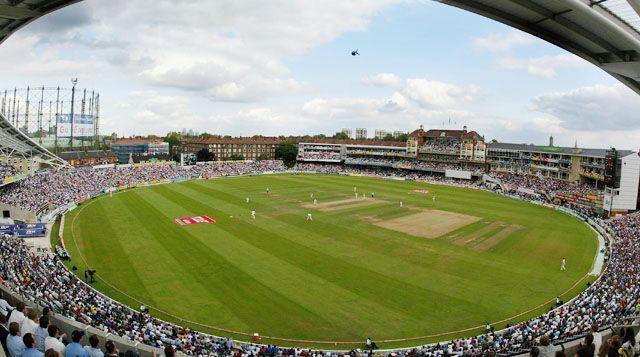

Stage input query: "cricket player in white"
[
  {"left": 313, "top": 198, "right": 317, "bottom": 205},
  {"left": 561, "top": 257, "right": 566, "bottom": 271},
  {"left": 251, "top": 210, "right": 256, "bottom": 219},
  {"left": 306, "top": 213, "right": 313, "bottom": 221},
  {"left": 400, "top": 201, "right": 403, "bottom": 208},
  {"left": 246, "top": 197, "right": 250, "bottom": 203}
]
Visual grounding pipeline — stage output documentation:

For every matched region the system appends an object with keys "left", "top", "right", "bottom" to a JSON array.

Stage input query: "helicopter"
[{"left": 351, "top": 49, "right": 360, "bottom": 56}]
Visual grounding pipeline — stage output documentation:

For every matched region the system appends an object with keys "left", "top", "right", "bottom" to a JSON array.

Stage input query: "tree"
[
  {"left": 332, "top": 132, "right": 350, "bottom": 140},
  {"left": 396, "top": 133, "right": 408, "bottom": 142},
  {"left": 275, "top": 142, "right": 298, "bottom": 167},
  {"left": 196, "top": 148, "right": 214, "bottom": 162},
  {"left": 382, "top": 133, "right": 395, "bottom": 141},
  {"left": 257, "top": 153, "right": 270, "bottom": 161},
  {"left": 164, "top": 132, "right": 182, "bottom": 161},
  {"left": 229, "top": 154, "right": 245, "bottom": 161},
  {"left": 199, "top": 132, "right": 219, "bottom": 139}
]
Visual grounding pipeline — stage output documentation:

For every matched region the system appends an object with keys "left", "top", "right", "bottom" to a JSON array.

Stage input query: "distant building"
[
  {"left": 603, "top": 151, "right": 640, "bottom": 213},
  {"left": 112, "top": 139, "right": 169, "bottom": 164},
  {"left": 181, "top": 137, "right": 283, "bottom": 160},
  {"left": 374, "top": 129, "right": 388, "bottom": 140},
  {"left": 486, "top": 143, "right": 634, "bottom": 184},
  {"left": 341, "top": 128, "right": 353, "bottom": 139},
  {"left": 355, "top": 128, "right": 367, "bottom": 140},
  {"left": 59, "top": 150, "right": 118, "bottom": 167}
]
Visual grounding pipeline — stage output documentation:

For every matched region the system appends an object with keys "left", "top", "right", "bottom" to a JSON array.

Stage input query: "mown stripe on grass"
[
  {"left": 139, "top": 187, "right": 425, "bottom": 339},
  {"left": 72, "top": 198, "right": 158, "bottom": 306},
  {"left": 125, "top": 188, "right": 344, "bottom": 338},
  {"left": 159, "top": 183, "right": 500, "bottom": 333}
]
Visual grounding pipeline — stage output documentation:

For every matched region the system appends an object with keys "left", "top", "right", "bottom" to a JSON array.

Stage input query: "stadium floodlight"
[{"left": 70, "top": 78, "right": 78, "bottom": 148}]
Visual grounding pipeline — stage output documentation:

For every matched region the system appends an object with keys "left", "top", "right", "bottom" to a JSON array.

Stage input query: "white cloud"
[
  {"left": 531, "top": 83, "right": 640, "bottom": 131},
  {"left": 300, "top": 75, "right": 480, "bottom": 134},
  {"left": 402, "top": 79, "right": 478, "bottom": 108},
  {"left": 496, "top": 54, "right": 585, "bottom": 78},
  {"left": 2, "top": 0, "right": 405, "bottom": 102},
  {"left": 119, "top": 91, "right": 201, "bottom": 134},
  {"left": 473, "top": 31, "right": 533, "bottom": 53},
  {"left": 361, "top": 73, "right": 402, "bottom": 88}
]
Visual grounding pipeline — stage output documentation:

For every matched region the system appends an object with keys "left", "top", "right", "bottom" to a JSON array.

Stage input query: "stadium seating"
[{"left": 0, "top": 161, "right": 637, "bottom": 356}]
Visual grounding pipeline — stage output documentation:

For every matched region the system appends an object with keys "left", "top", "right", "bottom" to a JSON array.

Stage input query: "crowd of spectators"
[
  {"left": 298, "top": 151, "right": 342, "bottom": 161},
  {"left": 0, "top": 164, "right": 20, "bottom": 180},
  {"left": 293, "top": 163, "right": 481, "bottom": 188},
  {"left": 0, "top": 161, "right": 638, "bottom": 357},
  {"left": 343, "top": 157, "right": 484, "bottom": 175},
  {"left": 493, "top": 172, "right": 602, "bottom": 198},
  {"left": 0, "top": 161, "right": 285, "bottom": 213},
  {"left": 419, "top": 141, "right": 460, "bottom": 154}
]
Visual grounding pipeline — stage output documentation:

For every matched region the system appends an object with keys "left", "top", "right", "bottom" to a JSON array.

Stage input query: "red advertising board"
[{"left": 175, "top": 216, "right": 216, "bottom": 225}]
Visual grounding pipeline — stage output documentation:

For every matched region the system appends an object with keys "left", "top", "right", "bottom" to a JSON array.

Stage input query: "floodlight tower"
[{"left": 69, "top": 78, "right": 78, "bottom": 148}]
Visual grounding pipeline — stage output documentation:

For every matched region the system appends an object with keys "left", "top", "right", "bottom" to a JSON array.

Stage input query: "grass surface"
[{"left": 61, "top": 174, "right": 597, "bottom": 348}]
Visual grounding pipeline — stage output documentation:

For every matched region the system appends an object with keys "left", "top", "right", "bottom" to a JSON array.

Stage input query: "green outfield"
[{"left": 61, "top": 174, "right": 598, "bottom": 348}]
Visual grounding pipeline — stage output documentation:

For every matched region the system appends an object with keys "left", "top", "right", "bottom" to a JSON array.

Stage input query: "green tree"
[
  {"left": 199, "top": 132, "right": 219, "bottom": 139},
  {"left": 274, "top": 142, "right": 298, "bottom": 167},
  {"left": 164, "top": 132, "right": 182, "bottom": 161},
  {"left": 396, "top": 133, "right": 409, "bottom": 142},
  {"left": 196, "top": 148, "right": 214, "bottom": 162},
  {"left": 256, "top": 153, "right": 270, "bottom": 161},
  {"left": 332, "top": 132, "right": 350, "bottom": 140},
  {"left": 229, "top": 154, "right": 245, "bottom": 161}
]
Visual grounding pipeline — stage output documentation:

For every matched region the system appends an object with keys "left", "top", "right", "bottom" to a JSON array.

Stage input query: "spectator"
[
  {"left": 577, "top": 333, "right": 596, "bottom": 357},
  {"left": 7, "top": 321, "right": 26, "bottom": 357},
  {"left": 34, "top": 316, "right": 49, "bottom": 353},
  {"left": 591, "top": 324, "right": 603, "bottom": 355},
  {"left": 23, "top": 333, "right": 43, "bottom": 357},
  {"left": 44, "top": 349, "right": 60, "bottom": 357},
  {"left": 104, "top": 341, "right": 117, "bottom": 357},
  {"left": 1, "top": 314, "right": 10, "bottom": 355},
  {"left": 619, "top": 327, "right": 636, "bottom": 357},
  {"left": 64, "top": 330, "right": 87, "bottom": 357},
  {"left": 83, "top": 335, "right": 103, "bottom": 357},
  {"left": 44, "top": 326, "right": 65, "bottom": 355},
  {"left": 22, "top": 310, "right": 38, "bottom": 336},
  {"left": 163, "top": 345, "right": 174, "bottom": 357},
  {"left": 0, "top": 293, "right": 12, "bottom": 317},
  {"left": 539, "top": 335, "right": 556, "bottom": 357},
  {"left": 607, "top": 335, "right": 622, "bottom": 357},
  {"left": 531, "top": 346, "right": 540, "bottom": 357},
  {"left": 8, "top": 302, "right": 26, "bottom": 328}
]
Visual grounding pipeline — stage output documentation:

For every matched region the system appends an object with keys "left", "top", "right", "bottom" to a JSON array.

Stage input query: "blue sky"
[{"left": 0, "top": 0, "right": 638, "bottom": 149}]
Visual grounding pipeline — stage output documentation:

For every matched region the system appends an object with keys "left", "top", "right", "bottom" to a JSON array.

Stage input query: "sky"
[{"left": 1, "top": 0, "right": 639, "bottom": 150}]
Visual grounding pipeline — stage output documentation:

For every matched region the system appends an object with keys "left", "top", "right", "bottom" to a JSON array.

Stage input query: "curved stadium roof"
[
  {"left": 438, "top": 0, "right": 640, "bottom": 95},
  {"left": 0, "top": 0, "right": 79, "bottom": 167},
  {"left": 0, "top": 0, "right": 80, "bottom": 45}
]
